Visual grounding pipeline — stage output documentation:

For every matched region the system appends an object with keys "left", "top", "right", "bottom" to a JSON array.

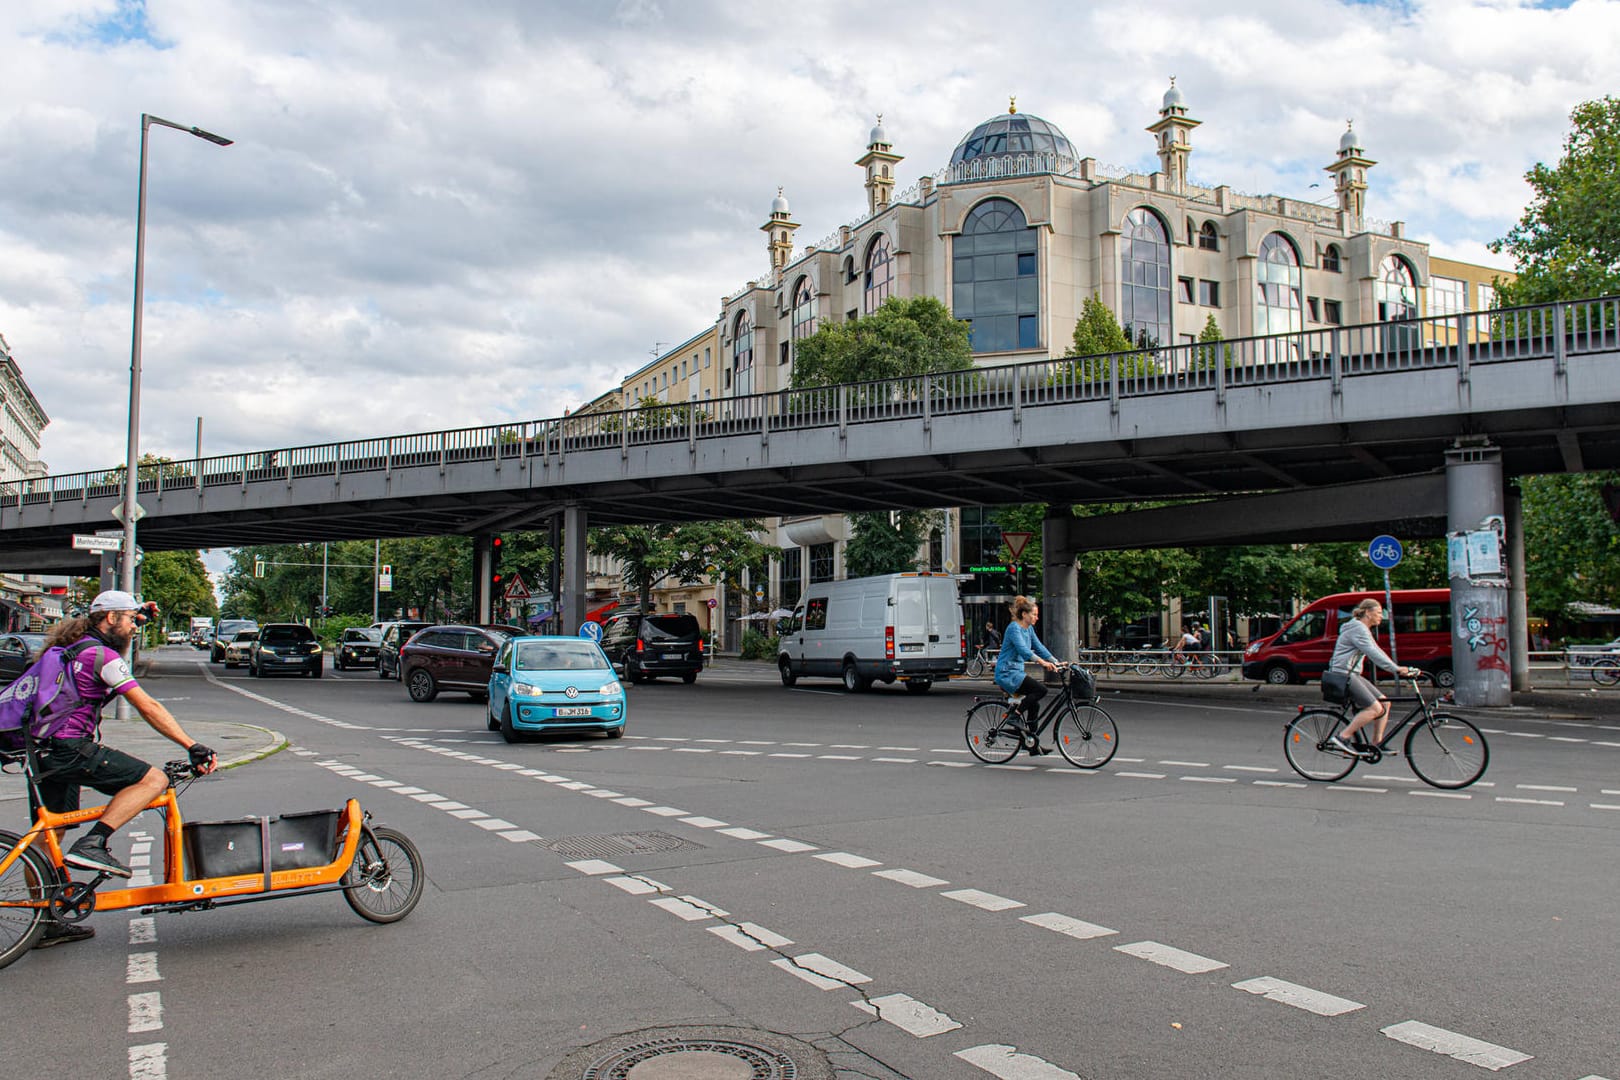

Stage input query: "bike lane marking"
[
  {"left": 125, "top": 829, "right": 167, "bottom": 1079},
  {"left": 1381, "top": 1020, "right": 1531, "bottom": 1071}
]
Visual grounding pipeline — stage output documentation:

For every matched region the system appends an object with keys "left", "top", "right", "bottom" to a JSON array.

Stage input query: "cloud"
[{"left": 2, "top": 0, "right": 1616, "bottom": 478}]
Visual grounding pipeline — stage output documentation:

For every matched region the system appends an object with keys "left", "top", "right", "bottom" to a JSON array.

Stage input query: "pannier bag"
[
  {"left": 1321, "top": 669, "right": 1352, "bottom": 704},
  {"left": 183, "top": 809, "right": 342, "bottom": 880}
]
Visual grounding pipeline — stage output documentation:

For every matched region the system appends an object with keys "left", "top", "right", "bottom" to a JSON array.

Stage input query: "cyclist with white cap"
[{"left": 29, "top": 590, "right": 216, "bottom": 947}]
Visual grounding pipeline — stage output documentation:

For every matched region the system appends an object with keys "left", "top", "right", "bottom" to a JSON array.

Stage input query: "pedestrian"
[{"left": 983, "top": 621, "right": 1002, "bottom": 650}]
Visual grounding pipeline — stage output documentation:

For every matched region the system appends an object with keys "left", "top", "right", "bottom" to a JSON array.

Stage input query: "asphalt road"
[{"left": 7, "top": 650, "right": 1617, "bottom": 1080}]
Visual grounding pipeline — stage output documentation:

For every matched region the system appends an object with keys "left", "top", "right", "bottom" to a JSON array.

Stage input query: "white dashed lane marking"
[
  {"left": 127, "top": 992, "right": 163, "bottom": 1034},
  {"left": 1114, "top": 940, "right": 1228, "bottom": 974},
  {"left": 872, "top": 868, "right": 949, "bottom": 889},
  {"left": 942, "top": 888, "right": 1025, "bottom": 912},
  {"left": 852, "top": 992, "right": 962, "bottom": 1037},
  {"left": 771, "top": 952, "right": 870, "bottom": 989},
  {"left": 708, "top": 922, "right": 793, "bottom": 951},
  {"left": 1020, "top": 912, "right": 1117, "bottom": 940},
  {"left": 1233, "top": 976, "right": 1365, "bottom": 1016},
  {"left": 956, "top": 1043, "right": 1082, "bottom": 1079},
  {"left": 1381, "top": 1020, "right": 1532, "bottom": 1071}
]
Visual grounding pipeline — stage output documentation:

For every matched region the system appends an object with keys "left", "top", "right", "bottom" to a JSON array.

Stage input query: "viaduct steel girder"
[{"left": 3, "top": 327, "right": 1618, "bottom": 575}]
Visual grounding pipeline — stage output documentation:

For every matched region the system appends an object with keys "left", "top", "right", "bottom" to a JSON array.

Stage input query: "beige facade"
[{"left": 0, "top": 333, "right": 53, "bottom": 629}]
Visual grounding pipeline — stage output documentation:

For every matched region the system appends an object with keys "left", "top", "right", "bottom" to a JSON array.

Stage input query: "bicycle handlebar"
[{"left": 163, "top": 759, "right": 206, "bottom": 785}]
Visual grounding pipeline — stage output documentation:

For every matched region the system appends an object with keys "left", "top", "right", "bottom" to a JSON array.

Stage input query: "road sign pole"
[{"left": 1384, "top": 569, "right": 1397, "bottom": 669}]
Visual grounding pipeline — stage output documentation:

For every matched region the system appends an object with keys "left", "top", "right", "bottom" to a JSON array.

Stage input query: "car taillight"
[
  {"left": 636, "top": 638, "right": 645, "bottom": 653},
  {"left": 960, "top": 624, "right": 967, "bottom": 658},
  {"left": 885, "top": 626, "right": 894, "bottom": 660}
]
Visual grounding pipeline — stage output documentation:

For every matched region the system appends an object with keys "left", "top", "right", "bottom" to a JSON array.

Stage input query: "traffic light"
[
  {"left": 490, "top": 535, "right": 505, "bottom": 592},
  {"left": 254, "top": 558, "right": 265, "bottom": 578}
]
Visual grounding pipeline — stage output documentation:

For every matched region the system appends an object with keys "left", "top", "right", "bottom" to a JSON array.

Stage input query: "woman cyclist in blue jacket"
[{"left": 993, "top": 596, "right": 1061, "bottom": 748}]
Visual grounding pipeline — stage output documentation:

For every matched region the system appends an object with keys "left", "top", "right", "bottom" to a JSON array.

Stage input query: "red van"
[{"left": 1241, "top": 588, "right": 1453, "bottom": 688}]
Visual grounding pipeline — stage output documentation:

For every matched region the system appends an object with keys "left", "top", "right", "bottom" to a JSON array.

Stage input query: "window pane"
[
  {"left": 1017, "top": 253, "right": 1036, "bottom": 277},
  {"left": 1018, "top": 315, "right": 1039, "bottom": 348}
]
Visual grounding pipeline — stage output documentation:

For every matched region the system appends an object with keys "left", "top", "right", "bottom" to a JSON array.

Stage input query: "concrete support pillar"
[
  {"left": 1506, "top": 487, "right": 1531, "bottom": 692},
  {"left": 562, "top": 504, "right": 587, "bottom": 636},
  {"left": 472, "top": 533, "right": 494, "bottom": 625},
  {"left": 1041, "top": 509, "right": 1078, "bottom": 661},
  {"left": 1446, "top": 443, "right": 1510, "bottom": 707}
]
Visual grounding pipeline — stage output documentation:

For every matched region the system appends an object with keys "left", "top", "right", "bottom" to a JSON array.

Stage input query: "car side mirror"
[{"left": 492, "top": 663, "right": 508, "bottom": 674}]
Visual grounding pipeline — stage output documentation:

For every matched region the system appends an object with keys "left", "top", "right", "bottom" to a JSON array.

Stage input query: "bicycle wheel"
[
  {"left": 1054, "top": 702, "right": 1118, "bottom": 769},
  {"left": 965, "top": 654, "right": 985, "bottom": 679},
  {"left": 1283, "top": 710, "right": 1358, "bottom": 782},
  {"left": 343, "top": 825, "right": 424, "bottom": 924},
  {"left": 965, "top": 702, "right": 1023, "bottom": 764},
  {"left": 1404, "top": 713, "right": 1489, "bottom": 790},
  {"left": 1133, "top": 654, "right": 1157, "bottom": 677},
  {"left": 0, "top": 831, "right": 51, "bottom": 969},
  {"left": 1108, "top": 651, "right": 1132, "bottom": 675},
  {"left": 1593, "top": 658, "right": 1620, "bottom": 687},
  {"left": 1163, "top": 656, "right": 1185, "bottom": 679}
]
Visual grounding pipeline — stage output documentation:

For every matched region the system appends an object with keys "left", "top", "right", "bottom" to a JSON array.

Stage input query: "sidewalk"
[{"left": 0, "top": 715, "right": 286, "bottom": 804}]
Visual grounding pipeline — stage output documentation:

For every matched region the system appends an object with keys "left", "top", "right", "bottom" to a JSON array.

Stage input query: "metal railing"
[{"left": 3, "top": 295, "right": 1616, "bottom": 511}]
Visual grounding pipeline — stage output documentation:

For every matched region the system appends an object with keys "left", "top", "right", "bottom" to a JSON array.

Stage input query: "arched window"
[
  {"left": 1321, "top": 244, "right": 1342, "bottom": 273},
  {"left": 731, "top": 312, "right": 754, "bottom": 396},
  {"left": 952, "top": 197, "right": 1040, "bottom": 352},
  {"left": 1198, "top": 221, "right": 1219, "bottom": 251},
  {"left": 1120, "top": 208, "right": 1171, "bottom": 349},
  {"left": 1255, "top": 233, "right": 1303, "bottom": 336},
  {"left": 790, "top": 276, "right": 818, "bottom": 362},
  {"left": 1376, "top": 255, "right": 1417, "bottom": 320},
  {"left": 863, "top": 234, "right": 894, "bottom": 313}
]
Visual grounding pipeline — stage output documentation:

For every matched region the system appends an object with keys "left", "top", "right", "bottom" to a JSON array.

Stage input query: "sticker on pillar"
[
  {"left": 1448, "top": 515, "right": 1506, "bottom": 587},
  {"left": 1459, "top": 603, "right": 1509, "bottom": 674}
]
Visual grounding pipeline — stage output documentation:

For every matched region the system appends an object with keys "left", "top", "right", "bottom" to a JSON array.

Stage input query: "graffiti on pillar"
[
  {"left": 1460, "top": 604, "right": 1509, "bottom": 674},
  {"left": 1446, "top": 515, "right": 1508, "bottom": 587}
]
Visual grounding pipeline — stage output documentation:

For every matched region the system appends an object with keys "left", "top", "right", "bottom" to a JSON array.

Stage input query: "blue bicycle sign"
[{"left": 1367, "top": 535, "right": 1404, "bottom": 570}]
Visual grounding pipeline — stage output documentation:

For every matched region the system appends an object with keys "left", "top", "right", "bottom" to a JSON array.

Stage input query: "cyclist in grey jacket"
[{"left": 1328, "top": 598, "right": 1420, "bottom": 756}]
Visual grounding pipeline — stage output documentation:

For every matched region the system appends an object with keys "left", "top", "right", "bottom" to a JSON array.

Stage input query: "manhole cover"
[
  {"left": 549, "top": 1026, "right": 831, "bottom": 1080},
  {"left": 547, "top": 831, "right": 702, "bottom": 859}
]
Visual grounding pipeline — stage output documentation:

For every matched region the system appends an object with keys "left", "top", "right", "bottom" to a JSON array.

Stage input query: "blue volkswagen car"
[{"left": 487, "top": 636, "right": 626, "bottom": 743}]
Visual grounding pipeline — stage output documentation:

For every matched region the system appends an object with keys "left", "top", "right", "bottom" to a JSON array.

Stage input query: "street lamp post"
[{"left": 119, "top": 113, "right": 230, "bottom": 717}]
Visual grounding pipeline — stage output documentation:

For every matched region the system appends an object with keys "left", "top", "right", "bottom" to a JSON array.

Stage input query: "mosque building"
[{"left": 600, "top": 84, "right": 1511, "bottom": 644}]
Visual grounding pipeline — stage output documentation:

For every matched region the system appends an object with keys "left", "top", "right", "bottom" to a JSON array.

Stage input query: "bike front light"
[{"left": 599, "top": 681, "right": 624, "bottom": 697}]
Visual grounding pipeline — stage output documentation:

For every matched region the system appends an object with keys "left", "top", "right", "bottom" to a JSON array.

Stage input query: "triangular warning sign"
[
  {"left": 503, "top": 573, "right": 531, "bottom": 601},
  {"left": 1001, "top": 531, "right": 1033, "bottom": 560}
]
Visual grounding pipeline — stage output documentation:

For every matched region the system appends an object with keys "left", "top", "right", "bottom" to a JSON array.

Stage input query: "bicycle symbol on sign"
[{"left": 1371, "top": 543, "right": 1400, "bottom": 563}]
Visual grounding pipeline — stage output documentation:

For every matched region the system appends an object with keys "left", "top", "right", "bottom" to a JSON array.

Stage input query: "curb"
[{"left": 218, "top": 723, "right": 289, "bottom": 770}]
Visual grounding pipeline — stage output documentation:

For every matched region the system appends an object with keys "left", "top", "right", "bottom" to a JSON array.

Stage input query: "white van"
[{"left": 778, "top": 572, "right": 964, "bottom": 693}]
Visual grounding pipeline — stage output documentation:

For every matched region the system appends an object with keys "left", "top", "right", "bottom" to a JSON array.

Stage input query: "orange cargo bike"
[{"left": 0, "top": 749, "right": 423, "bottom": 969}]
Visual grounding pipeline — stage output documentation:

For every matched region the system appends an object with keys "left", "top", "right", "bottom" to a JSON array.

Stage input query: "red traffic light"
[{"left": 491, "top": 536, "right": 504, "bottom": 549}]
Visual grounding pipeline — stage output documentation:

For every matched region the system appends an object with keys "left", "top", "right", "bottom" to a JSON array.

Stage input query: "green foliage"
[
  {"left": 738, "top": 629, "right": 779, "bottom": 661},
  {"left": 599, "top": 397, "right": 712, "bottom": 434},
  {"left": 1490, "top": 97, "right": 1620, "bottom": 306},
  {"left": 138, "top": 550, "right": 217, "bottom": 636},
  {"left": 1519, "top": 472, "right": 1620, "bottom": 627},
  {"left": 1061, "top": 294, "right": 1156, "bottom": 382},
  {"left": 589, "top": 520, "right": 774, "bottom": 611},
  {"left": 1188, "top": 313, "right": 1232, "bottom": 371},
  {"left": 844, "top": 510, "right": 939, "bottom": 577},
  {"left": 990, "top": 503, "right": 1049, "bottom": 596},
  {"left": 790, "top": 296, "right": 971, "bottom": 389}
]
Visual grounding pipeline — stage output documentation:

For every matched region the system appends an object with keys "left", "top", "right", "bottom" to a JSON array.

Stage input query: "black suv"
[
  {"left": 250, "top": 623, "right": 324, "bottom": 678},
  {"left": 377, "top": 621, "right": 431, "bottom": 681},
  {"left": 600, "top": 612, "right": 704, "bottom": 684},
  {"left": 335, "top": 627, "right": 381, "bottom": 670}
]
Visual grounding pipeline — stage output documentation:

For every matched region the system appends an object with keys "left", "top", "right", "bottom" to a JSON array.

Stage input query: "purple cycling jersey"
[{"left": 54, "top": 637, "right": 139, "bottom": 739}]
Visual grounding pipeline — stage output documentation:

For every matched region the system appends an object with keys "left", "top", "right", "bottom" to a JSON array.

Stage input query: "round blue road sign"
[
  {"left": 578, "top": 620, "right": 603, "bottom": 642},
  {"left": 1367, "top": 535, "right": 1403, "bottom": 570}
]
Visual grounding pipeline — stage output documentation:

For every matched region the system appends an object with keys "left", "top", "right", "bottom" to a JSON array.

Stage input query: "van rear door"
[
  {"left": 892, "top": 577, "right": 929, "bottom": 659},
  {"left": 924, "top": 577, "right": 963, "bottom": 662}
]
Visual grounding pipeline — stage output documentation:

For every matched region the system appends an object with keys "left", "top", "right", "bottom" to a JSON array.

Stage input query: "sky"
[{"left": 2, "top": 0, "right": 1616, "bottom": 484}]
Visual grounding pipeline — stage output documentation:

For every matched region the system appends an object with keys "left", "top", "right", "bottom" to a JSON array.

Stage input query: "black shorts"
[{"left": 35, "top": 738, "right": 155, "bottom": 815}]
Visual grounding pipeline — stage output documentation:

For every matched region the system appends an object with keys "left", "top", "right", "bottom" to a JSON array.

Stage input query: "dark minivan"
[
  {"left": 377, "top": 621, "right": 431, "bottom": 681},
  {"left": 600, "top": 611, "right": 704, "bottom": 684},
  {"left": 400, "top": 624, "right": 524, "bottom": 702}
]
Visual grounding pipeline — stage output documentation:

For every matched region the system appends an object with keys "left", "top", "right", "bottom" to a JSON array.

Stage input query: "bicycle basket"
[{"left": 1068, "top": 665, "right": 1096, "bottom": 700}]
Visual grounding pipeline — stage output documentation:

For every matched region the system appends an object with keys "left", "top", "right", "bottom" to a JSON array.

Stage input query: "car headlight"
[
  {"left": 598, "top": 681, "right": 623, "bottom": 697},
  {"left": 258, "top": 646, "right": 272, "bottom": 655},
  {"left": 1245, "top": 643, "right": 1259, "bottom": 655},
  {"left": 512, "top": 682, "right": 542, "bottom": 697}
]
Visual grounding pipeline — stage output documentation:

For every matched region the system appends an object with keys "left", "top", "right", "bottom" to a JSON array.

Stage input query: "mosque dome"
[
  {"left": 948, "top": 111, "right": 1077, "bottom": 167},
  {"left": 1163, "top": 80, "right": 1185, "bottom": 110},
  {"left": 868, "top": 117, "right": 889, "bottom": 146},
  {"left": 1340, "top": 122, "right": 1362, "bottom": 153},
  {"left": 771, "top": 188, "right": 790, "bottom": 214}
]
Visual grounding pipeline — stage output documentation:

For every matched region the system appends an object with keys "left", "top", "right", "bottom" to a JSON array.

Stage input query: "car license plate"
[
  {"left": 663, "top": 652, "right": 683, "bottom": 660},
  {"left": 554, "top": 707, "right": 592, "bottom": 717}
]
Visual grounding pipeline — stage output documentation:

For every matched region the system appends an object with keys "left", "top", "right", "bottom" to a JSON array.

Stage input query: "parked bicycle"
[
  {"left": 0, "top": 749, "right": 423, "bottom": 969},
  {"left": 1282, "top": 672, "right": 1489, "bottom": 789},
  {"left": 964, "top": 644, "right": 1000, "bottom": 679},
  {"left": 965, "top": 663, "right": 1118, "bottom": 768}
]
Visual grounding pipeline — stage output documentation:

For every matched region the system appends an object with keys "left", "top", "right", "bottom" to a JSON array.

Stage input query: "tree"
[
  {"left": 1519, "top": 472, "right": 1620, "bottom": 632},
  {"left": 1189, "top": 312, "right": 1231, "bottom": 372},
  {"left": 138, "top": 550, "right": 217, "bottom": 630},
  {"left": 1490, "top": 96, "right": 1620, "bottom": 307},
  {"left": 589, "top": 521, "right": 774, "bottom": 612},
  {"left": 789, "top": 296, "right": 971, "bottom": 389},
  {"left": 1062, "top": 294, "right": 1155, "bottom": 383},
  {"left": 844, "top": 510, "right": 940, "bottom": 577}
]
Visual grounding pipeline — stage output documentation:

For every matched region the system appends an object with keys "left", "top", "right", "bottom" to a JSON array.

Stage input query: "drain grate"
[{"left": 546, "top": 831, "right": 702, "bottom": 859}]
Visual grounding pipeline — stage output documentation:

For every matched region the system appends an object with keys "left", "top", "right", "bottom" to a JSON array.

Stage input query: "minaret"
[
  {"left": 855, "top": 115, "right": 902, "bottom": 216},
  {"left": 1325, "top": 121, "right": 1375, "bottom": 232},
  {"left": 1145, "top": 77, "right": 1200, "bottom": 194},
  {"left": 761, "top": 187, "right": 799, "bottom": 275}
]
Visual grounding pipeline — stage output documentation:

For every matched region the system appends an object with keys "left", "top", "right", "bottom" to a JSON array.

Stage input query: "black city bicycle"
[
  {"left": 965, "top": 664, "right": 1118, "bottom": 768},
  {"left": 1282, "top": 672, "right": 1489, "bottom": 789}
]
